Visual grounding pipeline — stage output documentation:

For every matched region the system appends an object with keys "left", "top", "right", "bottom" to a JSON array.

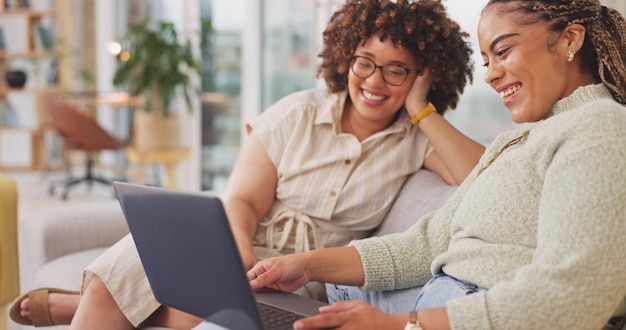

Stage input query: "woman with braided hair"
[
  {"left": 11, "top": 1, "right": 486, "bottom": 329},
  {"left": 248, "top": 0, "right": 626, "bottom": 329}
]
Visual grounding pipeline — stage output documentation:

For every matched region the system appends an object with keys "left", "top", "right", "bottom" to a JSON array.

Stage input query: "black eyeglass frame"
[{"left": 348, "top": 55, "right": 417, "bottom": 86}]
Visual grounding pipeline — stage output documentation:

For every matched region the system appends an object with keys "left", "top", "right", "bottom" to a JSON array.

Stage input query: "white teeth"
[
  {"left": 363, "top": 90, "right": 385, "bottom": 101},
  {"left": 500, "top": 85, "right": 521, "bottom": 99}
]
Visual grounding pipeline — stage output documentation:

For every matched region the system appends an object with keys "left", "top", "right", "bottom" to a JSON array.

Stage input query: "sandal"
[{"left": 9, "top": 287, "right": 80, "bottom": 326}]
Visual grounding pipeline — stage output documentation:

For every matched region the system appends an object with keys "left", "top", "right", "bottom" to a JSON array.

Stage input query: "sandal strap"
[{"left": 29, "top": 289, "right": 55, "bottom": 326}]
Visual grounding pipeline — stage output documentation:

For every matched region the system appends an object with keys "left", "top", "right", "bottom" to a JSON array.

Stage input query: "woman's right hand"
[
  {"left": 240, "top": 249, "right": 259, "bottom": 271},
  {"left": 247, "top": 254, "right": 310, "bottom": 292}
]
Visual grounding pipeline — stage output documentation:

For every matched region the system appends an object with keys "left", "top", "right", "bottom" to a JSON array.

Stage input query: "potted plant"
[{"left": 112, "top": 20, "right": 200, "bottom": 151}]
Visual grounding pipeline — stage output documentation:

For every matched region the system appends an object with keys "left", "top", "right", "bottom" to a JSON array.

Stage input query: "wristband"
[
  {"left": 409, "top": 102, "right": 436, "bottom": 125},
  {"left": 404, "top": 311, "right": 423, "bottom": 330}
]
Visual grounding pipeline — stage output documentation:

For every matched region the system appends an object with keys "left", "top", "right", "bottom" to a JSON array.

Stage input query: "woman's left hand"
[
  {"left": 404, "top": 68, "right": 433, "bottom": 117},
  {"left": 293, "top": 300, "right": 406, "bottom": 330}
]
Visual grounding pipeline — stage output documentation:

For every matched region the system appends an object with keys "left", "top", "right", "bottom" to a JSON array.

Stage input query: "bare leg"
[
  {"left": 144, "top": 305, "right": 204, "bottom": 329},
  {"left": 18, "top": 293, "right": 80, "bottom": 325},
  {"left": 70, "top": 275, "right": 203, "bottom": 329},
  {"left": 70, "top": 276, "right": 133, "bottom": 330}
]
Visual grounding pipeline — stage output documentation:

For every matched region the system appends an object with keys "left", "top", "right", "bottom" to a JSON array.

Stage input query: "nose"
[
  {"left": 367, "top": 67, "right": 387, "bottom": 85},
  {"left": 484, "top": 62, "right": 503, "bottom": 87}
]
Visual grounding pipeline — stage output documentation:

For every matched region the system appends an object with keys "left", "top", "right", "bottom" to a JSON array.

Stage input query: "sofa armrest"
[
  {"left": 374, "top": 169, "right": 457, "bottom": 236},
  {"left": 19, "top": 200, "right": 129, "bottom": 292}
]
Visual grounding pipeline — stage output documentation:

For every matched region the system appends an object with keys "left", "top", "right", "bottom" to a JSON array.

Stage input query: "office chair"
[{"left": 47, "top": 97, "right": 127, "bottom": 200}]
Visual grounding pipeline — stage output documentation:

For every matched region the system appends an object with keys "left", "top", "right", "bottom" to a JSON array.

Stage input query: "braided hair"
[
  {"left": 317, "top": 0, "right": 474, "bottom": 113},
  {"left": 484, "top": 0, "right": 626, "bottom": 105}
]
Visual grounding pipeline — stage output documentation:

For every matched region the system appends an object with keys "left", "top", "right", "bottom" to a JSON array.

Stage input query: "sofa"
[
  {"left": 1, "top": 173, "right": 19, "bottom": 330},
  {"left": 14, "top": 169, "right": 456, "bottom": 329}
]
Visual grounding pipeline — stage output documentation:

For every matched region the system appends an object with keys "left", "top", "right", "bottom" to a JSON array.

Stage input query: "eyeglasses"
[{"left": 349, "top": 55, "right": 415, "bottom": 86}]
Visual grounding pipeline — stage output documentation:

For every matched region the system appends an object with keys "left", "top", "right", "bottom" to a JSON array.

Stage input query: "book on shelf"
[
  {"left": 4, "top": 0, "right": 30, "bottom": 9},
  {"left": 0, "top": 26, "right": 5, "bottom": 50},
  {"left": 0, "top": 99, "right": 19, "bottom": 127},
  {"left": 33, "top": 23, "right": 53, "bottom": 50},
  {"left": 6, "top": 92, "right": 38, "bottom": 128},
  {"left": 47, "top": 58, "right": 58, "bottom": 84},
  {"left": 1, "top": 100, "right": 10, "bottom": 127}
]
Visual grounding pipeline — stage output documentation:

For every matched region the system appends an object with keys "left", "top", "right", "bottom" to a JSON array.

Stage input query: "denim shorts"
[
  {"left": 413, "top": 273, "right": 486, "bottom": 310},
  {"left": 326, "top": 273, "right": 486, "bottom": 314},
  {"left": 327, "top": 274, "right": 625, "bottom": 328}
]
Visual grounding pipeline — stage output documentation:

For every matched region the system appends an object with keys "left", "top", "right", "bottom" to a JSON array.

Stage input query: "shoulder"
[
  {"left": 261, "top": 89, "right": 340, "bottom": 120},
  {"left": 531, "top": 98, "right": 626, "bottom": 172},
  {"left": 544, "top": 97, "right": 626, "bottom": 142},
  {"left": 573, "top": 98, "right": 626, "bottom": 131},
  {"left": 548, "top": 84, "right": 626, "bottom": 134},
  {"left": 267, "top": 88, "right": 339, "bottom": 112},
  {"left": 249, "top": 88, "right": 343, "bottom": 132}
]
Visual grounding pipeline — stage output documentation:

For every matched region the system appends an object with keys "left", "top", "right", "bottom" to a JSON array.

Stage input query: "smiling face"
[
  {"left": 346, "top": 35, "right": 417, "bottom": 128},
  {"left": 478, "top": 5, "right": 590, "bottom": 123}
]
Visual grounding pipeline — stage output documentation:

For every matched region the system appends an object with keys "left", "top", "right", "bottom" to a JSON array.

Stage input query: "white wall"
[{"left": 601, "top": 0, "right": 626, "bottom": 14}]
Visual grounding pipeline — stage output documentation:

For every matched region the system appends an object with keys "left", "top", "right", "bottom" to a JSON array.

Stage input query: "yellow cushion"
[{"left": 0, "top": 173, "right": 19, "bottom": 304}]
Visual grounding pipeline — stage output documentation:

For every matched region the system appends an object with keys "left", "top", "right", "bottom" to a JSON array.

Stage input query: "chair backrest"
[{"left": 48, "top": 97, "right": 125, "bottom": 152}]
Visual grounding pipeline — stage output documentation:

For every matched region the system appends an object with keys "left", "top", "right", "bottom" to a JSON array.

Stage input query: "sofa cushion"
[
  {"left": 19, "top": 200, "right": 129, "bottom": 293},
  {"left": 33, "top": 248, "right": 109, "bottom": 291},
  {"left": 374, "top": 169, "right": 456, "bottom": 236}
]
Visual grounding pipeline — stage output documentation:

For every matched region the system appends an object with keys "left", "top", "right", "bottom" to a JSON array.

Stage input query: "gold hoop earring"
[{"left": 567, "top": 50, "right": 576, "bottom": 62}]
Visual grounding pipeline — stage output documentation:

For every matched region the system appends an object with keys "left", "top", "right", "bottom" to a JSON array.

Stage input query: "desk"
[
  {"left": 126, "top": 146, "right": 190, "bottom": 189},
  {"left": 58, "top": 91, "right": 144, "bottom": 107},
  {"left": 60, "top": 91, "right": 190, "bottom": 188}
]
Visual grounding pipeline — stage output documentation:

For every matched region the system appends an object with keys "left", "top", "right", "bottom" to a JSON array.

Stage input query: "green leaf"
[{"left": 112, "top": 19, "right": 200, "bottom": 116}]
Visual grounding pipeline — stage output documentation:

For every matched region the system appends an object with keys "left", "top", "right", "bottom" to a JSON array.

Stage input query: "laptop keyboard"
[{"left": 258, "top": 302, "right": 305, "bottom": 330}]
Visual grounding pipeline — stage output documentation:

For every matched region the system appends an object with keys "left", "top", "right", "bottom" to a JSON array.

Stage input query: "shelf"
[
  {"left": 0, "top": 127, "right": 48, "bottom": 170},
  {"left": 0, "top": 87, "right": 24, "bottom": 97},
  {"left": 0, "top": 9, "right": 55, "bottom": 17},
  {"left": 0, "top": 1, "right": 59, "bottom": 171},
  {"left": 0, "top": 50, "right": 56, "bottom": 58}
]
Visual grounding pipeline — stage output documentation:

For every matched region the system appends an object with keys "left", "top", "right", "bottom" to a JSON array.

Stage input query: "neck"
[
  {"left": 566, "top": 66, "right": 601, "bottom": 96},
  {"left": 342, "top": 101, "right": 395, "bottom": 141}
]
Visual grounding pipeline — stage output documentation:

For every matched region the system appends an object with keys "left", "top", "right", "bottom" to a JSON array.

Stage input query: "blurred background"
[{"left": 0, "top": 0, "right": 624, "bottom": 194}]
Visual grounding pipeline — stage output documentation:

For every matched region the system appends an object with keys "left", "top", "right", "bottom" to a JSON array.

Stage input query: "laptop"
[{"left": 112, "top": 182, "right": 328, "bottom": 330}]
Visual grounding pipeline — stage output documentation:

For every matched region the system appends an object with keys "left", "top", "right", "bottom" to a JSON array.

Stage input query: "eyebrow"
[
  {"left": 356, "top": 50, "right": 412, "bottom": 67},
  {"left": 489, "top": 33, "right": 519, "bottom": 51}
]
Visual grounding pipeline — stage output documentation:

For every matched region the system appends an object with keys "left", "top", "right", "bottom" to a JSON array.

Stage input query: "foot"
[{"left": 19, "top": 292, "right": 81, "bottom": 325}]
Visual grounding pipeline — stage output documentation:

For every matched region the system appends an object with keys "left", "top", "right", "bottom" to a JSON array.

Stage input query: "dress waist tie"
[
  {"left": 259, "top": 210, "right": 373, "bottom": 257},
  {"left": 260, "top": 210, "right": 320, "bottom": 254}
]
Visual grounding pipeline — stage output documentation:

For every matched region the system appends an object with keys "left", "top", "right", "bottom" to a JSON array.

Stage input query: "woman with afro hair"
[{"left": 11, "top": 1, "right": 484, "bottom": 329}]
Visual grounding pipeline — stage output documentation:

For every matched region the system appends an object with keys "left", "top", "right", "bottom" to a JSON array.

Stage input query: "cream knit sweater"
[{"left": 352, "top": 84, "right": 626, "bottom": 329}]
